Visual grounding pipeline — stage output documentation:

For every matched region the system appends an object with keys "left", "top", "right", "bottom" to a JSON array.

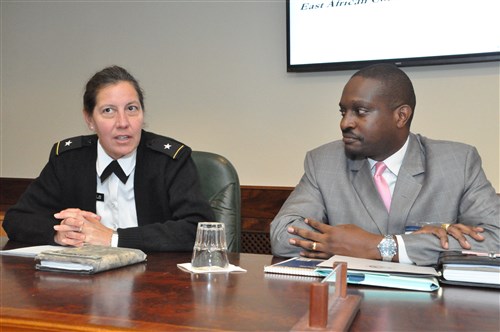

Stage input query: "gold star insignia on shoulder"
[
  {"left": 147, "top": 136, "right": 188, "bottom": 159},
  {"left": 55, "top": 135, "right": 95, "bottom": 156}
]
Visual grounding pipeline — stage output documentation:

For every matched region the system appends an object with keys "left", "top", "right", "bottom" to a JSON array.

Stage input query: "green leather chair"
[{"left": 191, "top": 151, "right": 241, "bottom": 252}]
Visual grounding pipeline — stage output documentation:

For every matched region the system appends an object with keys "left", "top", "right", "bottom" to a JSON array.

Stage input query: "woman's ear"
[{"left": 83, "top": 110, "right": 94, "bottom": 130}]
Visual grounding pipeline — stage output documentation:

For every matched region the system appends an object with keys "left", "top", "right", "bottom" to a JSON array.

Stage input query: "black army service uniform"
[{"left": 4, "top": 130, "right": 215, "bottom": 251}]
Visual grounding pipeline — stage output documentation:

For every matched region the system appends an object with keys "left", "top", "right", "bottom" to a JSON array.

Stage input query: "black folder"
[{"left": 438, "top": 251, "right": 500, "bottom": 288}]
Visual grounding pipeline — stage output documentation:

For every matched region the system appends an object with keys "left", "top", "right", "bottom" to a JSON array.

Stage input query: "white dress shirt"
[{"left": 95, "top": 141, "right": 138, "bottom": 246}]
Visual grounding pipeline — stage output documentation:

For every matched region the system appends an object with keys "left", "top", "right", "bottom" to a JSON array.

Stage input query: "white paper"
[
  {"left": 443, "top": 264, "right": 500, "bottom": 285},
  {"left": 39, "top": 260, "right": 93, "bottom": 271},
  {"left": 318, "top": 255, "right": 439, "bottom": 276},
  {"left": 0, "top": 245, "right": 63, "bottom": 258}
]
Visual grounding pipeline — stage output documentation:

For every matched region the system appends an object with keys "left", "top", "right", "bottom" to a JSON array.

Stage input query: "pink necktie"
[{"left": 374, "top": 162, "right": 391, "bottom": 212}]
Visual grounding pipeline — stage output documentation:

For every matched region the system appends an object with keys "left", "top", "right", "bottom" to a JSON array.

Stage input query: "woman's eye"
[
  {"left": 127, "top": 105, "right": 138, "bottom": 111},
  {"left": 103, "top": 107, "right": 114, "bottom": 114}
]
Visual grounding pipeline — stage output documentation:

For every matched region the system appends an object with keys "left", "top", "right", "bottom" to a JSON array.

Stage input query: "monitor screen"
[{"left": 287, "top": 0, "right": 500, "bottom": 72}]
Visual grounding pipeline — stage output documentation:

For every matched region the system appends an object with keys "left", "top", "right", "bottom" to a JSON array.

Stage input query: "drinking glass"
[{"left": 191, "top": 222, "right": 229, "bottom": 270}]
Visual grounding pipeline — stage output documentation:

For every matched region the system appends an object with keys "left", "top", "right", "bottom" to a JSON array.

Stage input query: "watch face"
[{"left": 378, "top": 236, "right": 397, "bottom": 258}]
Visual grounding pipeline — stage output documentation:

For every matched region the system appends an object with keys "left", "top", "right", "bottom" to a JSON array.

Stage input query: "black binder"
[{"left": 438, "top": 251, "right": 500, "bottom": 289}]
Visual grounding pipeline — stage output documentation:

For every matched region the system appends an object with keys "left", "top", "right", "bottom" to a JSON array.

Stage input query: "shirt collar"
[
  {"left": 368, "top": 136, "right": 410, "bottom": 176},
  {"left": 96, "top": 141, "right": 137, "bottom": 177}
]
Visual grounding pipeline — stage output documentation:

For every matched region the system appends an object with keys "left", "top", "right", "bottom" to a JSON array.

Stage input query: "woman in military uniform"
[{"left": 3, "top": 66, "right": 215, "bottom": 251}]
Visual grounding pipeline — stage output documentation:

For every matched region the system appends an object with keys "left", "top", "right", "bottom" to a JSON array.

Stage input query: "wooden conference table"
[{"left": 1, "top": 238, "right": 499, "bottom": 331}]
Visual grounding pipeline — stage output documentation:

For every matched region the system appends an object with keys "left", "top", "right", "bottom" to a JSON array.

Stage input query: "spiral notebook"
[
  {"left": 265, "top": 256, "right": 440, "bottom": 291},
  {"left": 263, "top": 257, "right": 331, "bottom": 277}
]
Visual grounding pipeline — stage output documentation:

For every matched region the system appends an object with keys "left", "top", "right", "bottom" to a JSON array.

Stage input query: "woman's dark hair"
[{"left": 83, "top": 66, "right": 145, "bottom": 115}]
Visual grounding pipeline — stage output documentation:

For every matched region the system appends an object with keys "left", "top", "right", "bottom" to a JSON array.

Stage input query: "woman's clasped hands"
[{"left": 53, "top": 208, "right": 113, "bottom": 247}]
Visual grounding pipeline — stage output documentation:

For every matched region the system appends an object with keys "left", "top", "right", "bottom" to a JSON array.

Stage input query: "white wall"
[{"left": 1, "top": 0, "right": 499, "bottom": 192}]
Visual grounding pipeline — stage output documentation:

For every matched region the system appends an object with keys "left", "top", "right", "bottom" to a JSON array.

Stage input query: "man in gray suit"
[{"left": 271, "top": 64, "right": 499, "bottom": 265}]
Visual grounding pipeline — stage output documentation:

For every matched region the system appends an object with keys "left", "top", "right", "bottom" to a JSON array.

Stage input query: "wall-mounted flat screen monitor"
[{"left": 287, "top": 0, "right": 500, "bottom": 72}]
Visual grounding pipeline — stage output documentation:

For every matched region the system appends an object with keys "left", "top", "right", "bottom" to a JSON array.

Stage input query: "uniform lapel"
[
  {"left": 132, "top": 133, "right": 148, "bottom": 226},
  {"left": 80, "top": 137, "right": 98, "bottom": 213}
]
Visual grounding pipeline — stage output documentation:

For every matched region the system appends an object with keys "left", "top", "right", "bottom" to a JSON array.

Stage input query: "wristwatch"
[{"left": 377, "top": 235, "right": 397, "bottom": 262}]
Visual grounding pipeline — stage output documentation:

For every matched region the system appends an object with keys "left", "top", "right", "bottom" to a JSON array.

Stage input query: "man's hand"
[
  {"left": 53, "top": 208, "right": 112, "bottom": 247},
  {"left": 413, "top": 223, "right": 485, "bottom": 249},
  {"left": 287, "top": 218, "right": 384, "bottom": 260}
]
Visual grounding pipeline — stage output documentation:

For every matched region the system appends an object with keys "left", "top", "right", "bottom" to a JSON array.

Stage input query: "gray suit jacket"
[{"left": 270, "top": 133, "right": 499, "bottom": 265}]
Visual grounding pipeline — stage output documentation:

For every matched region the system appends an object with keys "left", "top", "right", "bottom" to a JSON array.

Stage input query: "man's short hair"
[{"left": 352, "top": 64, "right": 416, "bottom": 124}]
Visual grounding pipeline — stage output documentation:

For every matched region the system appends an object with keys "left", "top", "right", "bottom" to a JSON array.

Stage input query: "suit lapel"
[
  {"left": 349, "top": 134, "right": 426, "bottom": 234},
  {"left": 350, "top": 158, "right": 389, "bottom": 234},
  {"left": 388, "top": 134, "right": 425, "bottom": 233}
]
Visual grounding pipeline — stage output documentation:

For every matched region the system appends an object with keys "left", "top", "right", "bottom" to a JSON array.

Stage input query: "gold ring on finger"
[
  {"left": 311, "top": 242, "right": 317, "bottom": 251},
  {"left": 441, "top": 223, "right": 450, "bottom": 231}
]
